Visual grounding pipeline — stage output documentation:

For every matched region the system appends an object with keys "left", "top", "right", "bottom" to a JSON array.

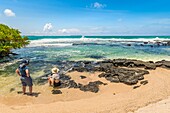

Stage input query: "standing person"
[
  {"left": 16, "top": 60, "right": 33, "bottom": 95},
  {"left": 48, "top": 67, "right": 61, "bottom": 87}
]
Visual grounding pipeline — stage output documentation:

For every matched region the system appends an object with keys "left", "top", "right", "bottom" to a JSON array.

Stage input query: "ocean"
[{"left": 13, "top": 36, "right": 170, "bottom": 62}]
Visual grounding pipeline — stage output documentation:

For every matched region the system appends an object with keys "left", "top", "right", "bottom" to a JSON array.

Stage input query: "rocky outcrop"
[
  {"left": 59, "top": 79, "right": 106, "bottom": 93},
  {"left": 79, "top": 81, "right": 106, "bottom": 93},
  {"left": 155, "top": 60, "right": 170, "bottom": 68},
  {"left": 98, "top": 59, "right": 160, "bottom": 70},
  {"left": 167, "top": 41, "right": 170, "bottom": 46},
  {"left": 98, "top": 68, "right": 149, "bottom": 85},
  {"left": 34, "top": 59, "right": 170, "bottom": 93}
]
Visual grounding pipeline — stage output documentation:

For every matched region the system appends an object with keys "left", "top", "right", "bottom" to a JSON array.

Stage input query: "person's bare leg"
[
  {"left": 22, "top": 86, "right": 26, "bottom": 94},
  {"left": 48, "top": 79, "right": 52, "bottom": 86},
  {"left": 29, "top": 86, "right": 32, "bottom": 95},
  {"left": 51, "top": 80, "right": 54, "bottom": 86}
]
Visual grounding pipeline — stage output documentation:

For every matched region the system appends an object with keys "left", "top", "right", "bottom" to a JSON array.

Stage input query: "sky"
[{"left": 0, "top": 0, "right": 170, "bottom": 36}]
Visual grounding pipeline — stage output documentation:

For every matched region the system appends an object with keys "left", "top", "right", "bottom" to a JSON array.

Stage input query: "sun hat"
[{"left": 51, "top": 67, "right": 59, "bottom": 73}]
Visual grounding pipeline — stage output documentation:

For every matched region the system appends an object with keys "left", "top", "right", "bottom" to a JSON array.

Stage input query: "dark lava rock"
[
  {"left": 98, "top": 67, "right": 149, "bottom": 85},
  {"left": 149, "top": 61, "right": 154, "bottom": 63},
  {"left": 126, "top": 44, "right": 131, "bottom": 46},
  {"left": 60, "top": 74, "right": 71, "bottom": 81},
  {"left": 144, "top": 63, "right": 156, "bottom": 70},
  {"left": 51, "top": 90, "right": 62, "bottom": 94},
  {"left": 32, "top": 58, "right": 167, "bottom": 93},
  {"left": 79, "top": 81, "right": 105, "bottom": 93},
  {"left": 144, "top": 42, "right": 148, "bottom": 44},
  {"left": 113, "top": 59, "right": 127, "bottom": 66},
  {"left": 70, "top": 59, "right": 159, "bottom": 74},
  {"left": 167, "top": 41, "right": 170, "bottom": 46},
  {"left": 132, "top": 60, "right": 146, "bottom": 67},
  {"left": 133, "top": 85, "right": 141, "bottom": 89},
  {"left": 111, "top": 59, "right": 154, "bottom": 69},
  {"left": 59, "top": 81, "right": 70, "bottom": 88},
  {"left": 140, "top": 80, "right": 148, "bottom": 85},
  {"left": 99, "top": 63, "right": 113, "bottom": 72},
  {"left": 155, "top": 60, "right": 170, "bottom": 69},
  {"left": 101, "top": 59, "right": 113, "bottom": 63},
  {"left": 80, "top": 85, "right": 99, "bottom": 93},
  {"left": 80, "top": 75, "right": 87, "bottom": 79},
  {"left": 155, "top": 62, "right": 163, "bottom": 67},
  {"left": 59, "top": 80, "right": 78, "bottom": 89},
  {"left": 68, "top": 80, "right": 78, "bottom": 88},
  {"left": 162, "top": 61, "right": 170, "bottom": 68},
  {"left": 118, "top": 73, "right": 139, "bottom": 85},
  {"left": 98, "top": 73, "right": 106, "bottom": 78},
  {"left": 72, "top": 66, "right": 87, "bottom": 72},
  {"left": 106, "top": 76, "right": 119, "bottom": 83}
]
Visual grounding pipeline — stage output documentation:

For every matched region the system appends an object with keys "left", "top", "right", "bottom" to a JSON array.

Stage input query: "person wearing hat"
[
  {"left": 16, "top": 60, "right": 33, "bottom": 95},
  {"left": 48, "top": 67, "right": 60, "bottom": 87}
]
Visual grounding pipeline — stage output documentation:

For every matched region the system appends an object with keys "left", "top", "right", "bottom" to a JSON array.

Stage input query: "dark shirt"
[{"left": 19, "top": 64, "right": 28, "bottom": 77}]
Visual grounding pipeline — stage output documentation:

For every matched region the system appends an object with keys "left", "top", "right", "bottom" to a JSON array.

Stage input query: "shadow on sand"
[{"left": 17, "top": 91, "right": 41, "bottom": 97}]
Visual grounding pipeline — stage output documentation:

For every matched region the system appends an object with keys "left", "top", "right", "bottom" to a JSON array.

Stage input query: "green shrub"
[{"left": 0, "top": 24, "right": 29, "bottom": 57}]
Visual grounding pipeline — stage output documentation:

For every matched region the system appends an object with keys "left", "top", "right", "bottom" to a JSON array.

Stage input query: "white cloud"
[
  {"left": 58, "top": 28, "right": 80, "bottom": 34},
  {"left": 43, "top": 23, "right": 53, "bottom": 32},
  {"left": 4, "top": 9, "right": 15, "bottom": 17},
  {"left": 91, "top": 2, "right": 106, "bottom": 9}
]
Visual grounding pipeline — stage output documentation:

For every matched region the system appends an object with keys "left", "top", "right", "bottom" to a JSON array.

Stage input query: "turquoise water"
[
  {"left": 12, "top": 36, "right": 170, "bottom": 62},
  {"left": 28, "top": 36, "right": 170, "bottom": 40}
]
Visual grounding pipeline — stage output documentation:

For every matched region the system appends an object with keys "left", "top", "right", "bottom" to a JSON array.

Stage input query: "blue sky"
[{"left": 0, "top": 0, "right": 170, "bottom": 35}]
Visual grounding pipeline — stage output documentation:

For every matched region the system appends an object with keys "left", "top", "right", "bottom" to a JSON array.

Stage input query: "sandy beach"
[
  {"left": 134, "top": 96, "right": 170, "bottom": 113},
  {"left": 0, "top": 67, "right": 170, "bottom": 113}
]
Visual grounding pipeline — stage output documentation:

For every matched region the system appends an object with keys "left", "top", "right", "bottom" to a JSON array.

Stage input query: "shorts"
[
  {"left": 53, "top": 81, "right": 61, "bottom": 87},
  {"left": 20, "top": 77, "right": 33, "bottom": 86}
]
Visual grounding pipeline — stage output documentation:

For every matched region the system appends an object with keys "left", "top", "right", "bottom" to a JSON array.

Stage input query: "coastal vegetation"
[{"left": 0, "top": 24, "right": 29, "bottom": 58}]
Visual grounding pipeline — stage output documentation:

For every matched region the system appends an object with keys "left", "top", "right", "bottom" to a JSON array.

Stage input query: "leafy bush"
[{"left": 0, "top": 24, "right": 29, "bottom": 57}]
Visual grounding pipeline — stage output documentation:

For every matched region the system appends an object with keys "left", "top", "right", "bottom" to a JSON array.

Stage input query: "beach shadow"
[
  {"left": 17, "top": 91, "right": 24, "bottom": 94},
  {"left": 28, "top": 92, "right": 41, "bottom": 97},
  {"left": 17, "top": 91, "right": 41, "bottom": 97},
  {"left": 10, "top": 88, "right": 15, "bottom": 92}
]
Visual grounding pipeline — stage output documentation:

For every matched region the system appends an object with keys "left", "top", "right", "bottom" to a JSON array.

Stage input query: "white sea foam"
[
  {"left": 27, "top": 41, "right": 73, "bottom": 47},
  {"left": 31, "top": 37, "right": 170, "bottom": 42},
  {"left": 27, "top": 37, "right": 170, "bottom": 47}
]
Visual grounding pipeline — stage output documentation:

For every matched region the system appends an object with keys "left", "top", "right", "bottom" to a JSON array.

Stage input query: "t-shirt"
[
  {"left": 51, "top": 73, "right": 60, "bottom": 80},
  {"left": 19, "top": 65, "right": 28, "bottom": 77}
]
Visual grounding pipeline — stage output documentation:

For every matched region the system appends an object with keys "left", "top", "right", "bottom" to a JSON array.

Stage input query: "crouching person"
[{"left": 48, "top": 67, "right": 61, "bottom": 87}]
